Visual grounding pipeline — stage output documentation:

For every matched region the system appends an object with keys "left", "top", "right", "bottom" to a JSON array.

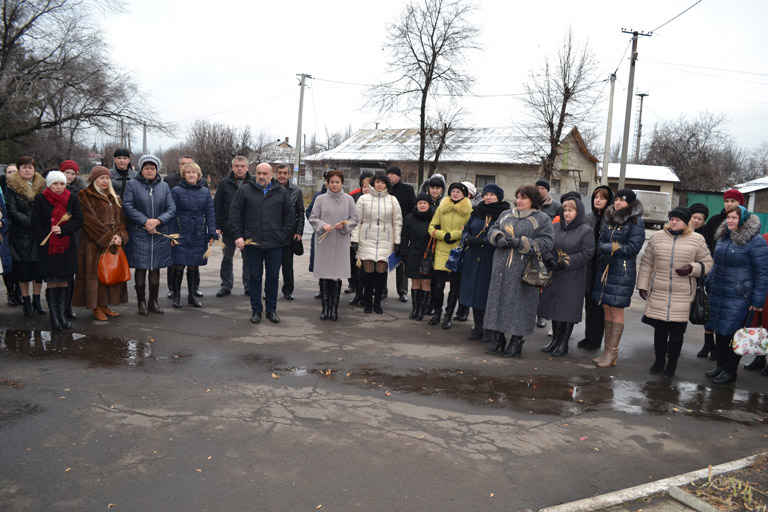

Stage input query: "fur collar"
[
  {"left": 436, "top": 196, "right": 472, "bottom": 216},
  {"left": 715, "top": 213, "right": 762, "bottom": 245},
  {"left": 82, "top": 184, "right": 116, "bottom": 204},
  {"left": 7, "top": 172, "right": 45, "bottom": 200},
  {"left": 604, "top": 200, "right": 643, "bottom": 226}
]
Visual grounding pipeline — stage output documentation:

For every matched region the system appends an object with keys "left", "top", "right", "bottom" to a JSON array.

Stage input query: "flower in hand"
[{"left": 639, "top": 289, "right": 649, "bottom": 300}]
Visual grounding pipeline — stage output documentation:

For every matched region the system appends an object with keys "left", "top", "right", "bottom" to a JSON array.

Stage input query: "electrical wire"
[
  {"left": 651, "top": 0, "right": 704, "bottom": 33},
  {"left": 312, "top": 75, "right": 526, "bottom": 98},
  {"left": 648, "top": 60, "right": 768, "bottom": 77}
]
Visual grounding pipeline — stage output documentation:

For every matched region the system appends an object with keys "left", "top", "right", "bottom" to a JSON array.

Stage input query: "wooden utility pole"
[
  {"left": 634, "top": 92, "right": 649, "bottom": 163},
  {"left": 618, "top": 29, "right": 651, "bottom": 189},
  {"left": 294, "top": 73, "right": 311, "bottom": 185}
]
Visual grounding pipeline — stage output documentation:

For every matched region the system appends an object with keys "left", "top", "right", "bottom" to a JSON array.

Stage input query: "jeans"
[
  {"left": 220, "top": 235, "right": 251, "bottom": 292},
  {"left": 281, "top": 246, "right": 294, "bottom": 296},
  {"left": 245, "top": 246, "right": 282, "bottom": 314}
]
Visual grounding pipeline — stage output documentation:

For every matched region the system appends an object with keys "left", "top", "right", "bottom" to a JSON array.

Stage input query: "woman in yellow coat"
[{"left": 428, "top": 182, "right": 472, "bottom": 328}]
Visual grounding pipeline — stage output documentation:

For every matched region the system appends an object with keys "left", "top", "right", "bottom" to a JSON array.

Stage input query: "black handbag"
[
  {"left": 291, "top": 237, "right": 304, "bottom": 256},
  {"left": 418, "top": 238, "right": 435, "bottom": 275},
  {"left": 689, "top": 262, "right": 708, "bottom": 325}
]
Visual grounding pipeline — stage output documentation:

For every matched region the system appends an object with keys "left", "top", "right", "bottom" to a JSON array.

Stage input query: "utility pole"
[
  {"left": 633, "top": 92, "right": 649, "bottom": 163},
  {"left": 142, "top": 122, "right": 147, "bottom": 154},
  {"left": 601, "top": 73, "right": 616, "bottom": 185},
  {"left": 618, "top": 29, "right": 651, "bottom": 189},
  {"left": 294, "top": 73, "right": 312, "bottom": 185}
]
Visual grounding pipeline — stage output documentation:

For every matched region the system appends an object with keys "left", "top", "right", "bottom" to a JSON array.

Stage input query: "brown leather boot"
[
  {"left": 93, "top": 308, "right": 108, "bottom": 321},
  {"left": 594, "top": 321, "right": 622, "bottom": 368}
]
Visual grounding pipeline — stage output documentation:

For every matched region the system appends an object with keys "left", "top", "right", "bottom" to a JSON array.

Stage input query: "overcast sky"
[{"left": 100, "top": 0, "right": 768, "bottom": 156}]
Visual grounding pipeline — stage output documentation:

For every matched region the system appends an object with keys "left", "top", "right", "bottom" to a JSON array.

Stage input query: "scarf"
[{"left": 42, "top": 188, "right": 72, "bottom": 255}]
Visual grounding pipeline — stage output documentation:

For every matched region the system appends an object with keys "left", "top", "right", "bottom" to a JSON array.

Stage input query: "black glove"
[
  {"left": 639, "top": 289, "right": 649, "bottom": 300},
  {"left": 675, "top": 264, "right": 693, "bottom": 276},
  {"left": 508, "top": 237, "right": 521, "bottom": 249},
  {"left": 444, "top": 233, "right": 452, "bottom": 243}
]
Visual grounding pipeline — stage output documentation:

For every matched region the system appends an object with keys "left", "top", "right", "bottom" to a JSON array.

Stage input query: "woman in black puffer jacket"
[{"left": 400, "top": 193, "right": 435, "bottom": 320}]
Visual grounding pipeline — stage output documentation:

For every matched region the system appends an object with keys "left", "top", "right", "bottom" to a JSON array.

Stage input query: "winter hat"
[
  {"left": 89, "top": 166, "right": 110, "bottom": 183},
  {"left": 138, "top": 154, "right": 161, "bottom": 171},
  {"left": 616, "top": 188, "right": 637, "bottom": 204},
  {"left": 428, "top": 176, "right": 446, "bottom": 189},
  {"left": 560, "top": 191, "right": 581, "bottom": 205},
  {"left": 689, "top": 203, "right": 709, "bottom": 218},
  {"left": 46, "top": 170, "right": 66, "bottom": 188},
  {"left": 461, "top": 181, "right": 476, "bottom": 198},
  {"left": 723, "top": 188, "right": 745, "bottom": 206},
  {"left": 386, "top": 166, "right": 402, "bottom": 177},
  {"left": 535, "top": 179, "right": 550, "bottom": 191},
  {"left": 113, "top": 148, "right": 131, "bottom": 158},
  {"left": 60, "top": 160, "right": 79, "bottom": 174},
  {"left": 481, "top": 183, "right": 504, "bottom": 201},
  {"left": 448, "top": 182, "right": 468, "bottom": 198},
  {"left": 668, "top": 206, "right": 691, "bottom": 224}
]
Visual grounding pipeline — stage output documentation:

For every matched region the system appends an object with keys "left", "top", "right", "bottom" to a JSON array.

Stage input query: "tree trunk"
[{"left": 418, "top": 88, "right": 429, "bottom": 187}]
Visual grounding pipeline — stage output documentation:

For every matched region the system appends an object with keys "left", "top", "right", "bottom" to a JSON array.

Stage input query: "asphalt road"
[{"left": 1, "top": 246, "right": 766, "bottom": 511}]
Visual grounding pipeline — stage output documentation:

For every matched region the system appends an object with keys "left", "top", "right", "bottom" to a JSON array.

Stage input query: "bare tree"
[
  {"left": 425, "top": 105, "right": 463, "bottom": 172},
  {"left": 369, "top": 0, "right": 478, "bottom": 186},
  {"left": 184, "top": 120, "right": 253, "bottom": 184},
  {"left": 522, "top": 29, "right": 601, "bottom": 181}
]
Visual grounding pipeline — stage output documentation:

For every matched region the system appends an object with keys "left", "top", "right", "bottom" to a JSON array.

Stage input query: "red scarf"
[{"left": 42, "top": 188, "right": 72, "bottom": 255}]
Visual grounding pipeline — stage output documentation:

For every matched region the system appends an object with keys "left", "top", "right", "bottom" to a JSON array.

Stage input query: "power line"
[
  {"left": 650, "top": 60, "right": 768, "bottom": 77},
  {"left": 312, "top": 75, "right": 526, "bottom": 98},
  {"left": 651, "top": 0, "right": 704, "bottom": 33}
]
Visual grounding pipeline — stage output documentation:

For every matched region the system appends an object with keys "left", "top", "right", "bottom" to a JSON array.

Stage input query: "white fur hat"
[{"left": 46, "top": 170, "right": 67, "bottom": 187}]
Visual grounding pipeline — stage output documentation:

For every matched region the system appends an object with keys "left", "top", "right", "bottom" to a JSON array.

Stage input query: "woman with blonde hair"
[
  {"left": 169, "top": 161, "right": 216, "bottom": 308},
  {"left": 73, "top": 166, "right": 130, "bottom": 320}
]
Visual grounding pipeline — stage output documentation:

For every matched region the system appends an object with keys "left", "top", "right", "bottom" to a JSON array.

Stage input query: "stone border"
[{"left": 538, "top": 452, "right": 764, "bottom": 512}]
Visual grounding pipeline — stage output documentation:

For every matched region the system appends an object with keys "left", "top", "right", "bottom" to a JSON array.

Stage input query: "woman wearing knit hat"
[
  {"left": 72, "top": 166, "right": 130, "bottom": 320},
  {"left": 399, "top": 193, "right": 436, "bottom": 320},
  {"left": 59, "top": 159, "right": 86, "bottom": 321},
  {"left": 592, "top": 188, "right": 645, "bottom": 368},
  {"left": 636, "top": 207, "right": 713, "bottom": 377},
  {"left": 702, "top": 189, "right": 745, "bottom": 255},
  {"left": 123, "top": 154, "right": 176, "bottom": 316},
  {"left": 32, "top": 170, "right": 83, "bottom": 330}
]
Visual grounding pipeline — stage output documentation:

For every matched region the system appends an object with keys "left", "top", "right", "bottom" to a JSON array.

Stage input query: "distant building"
[
  {"left": 734, "top": 175, "right": 768, "bottom": 213},
  {"left": 251, "top": 137, "right": 296, "bottom": 167},
  {"left": 600, "top": 163, "right": 680, "bottom": 195}
]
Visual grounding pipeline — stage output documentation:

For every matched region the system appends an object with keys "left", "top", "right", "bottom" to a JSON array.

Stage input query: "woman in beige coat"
[{"left": 637, "top": 207, "right": 712, "bottom": 377}]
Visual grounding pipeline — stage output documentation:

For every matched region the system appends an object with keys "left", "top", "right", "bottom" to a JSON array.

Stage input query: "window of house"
[
  {"left": 475, "top": 175, "right": 495, "bottom": 189},
  {"left": 551, "top": 179, "right": 561, "bottom": 195},
  {"left": 579, "top": 181, "right": 589, "bottom": 196}
]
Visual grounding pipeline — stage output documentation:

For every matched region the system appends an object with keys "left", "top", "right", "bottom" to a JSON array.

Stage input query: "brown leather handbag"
[{"left": 98, "top": 245, "right": 131, "bottom": 285}]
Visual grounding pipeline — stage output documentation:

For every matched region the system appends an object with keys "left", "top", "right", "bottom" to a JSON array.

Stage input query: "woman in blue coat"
[
  {"left": 123, "top": 154, "right": 176, "bottom": 316},
  {"left": 170, "top": 162, "right": 216, "bottom": 308},
  {"left": 0, "top": 187, "right": 12, "bottom": 282},
  {"left": 458, "top": 184, "right": 509, "bottom": 341},
  {"left": 592, "top": 189, "right": 645, "bottom": 368},
  {"left": 705, "top": 206, "right": 768, "bottom": 384}
]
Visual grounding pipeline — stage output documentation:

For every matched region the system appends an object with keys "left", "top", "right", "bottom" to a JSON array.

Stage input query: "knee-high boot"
[
  {"left": 135, "top": 269, "right": 148, "bottom": 316},
  {"left": 56, "top": 287, "right": 71, "bottom": 329},
  {"left": 373, "top": 273, "right": 385, "bottom": 315},
  {"left": 187, "top": 267, "right": 203, "bottom": 307},
  {"left": 172, "top": 266, "right": 184, "bottom": 308},
  {"left": 409, "top": 290, "right": 419, "bottom": 319},
  {"left": 319, "top": 280, "right": 330, "bottom": 320},
  {"left": 330, "top": 280, "right": 340, "bottom": 321},
  {"left": 650, "top": 327, "right": 667, "bottom": 374},
  {"left": 46, "top": 288, "right": 62, "bottom": 331},
  {"left": 551, "top": 322, "right": 573, "bottom": 357},
  {"left": 65, "top": 278, "right": 76, "bottom": 319},
  {"left": 697, "top": 331, "right": 715, "bottom": 359},
  {"left": 441, "top": 293, "right": 458, "bottom": 329},
  {"left": 363, "top": 272, "right": 374, "bottom": 314},
  {"left": 32, "top": 292, "right": 46, "bottom": 315},
  {"left": 469, "top": 309, "right": 485, "bottom": 340},
  {"left": 4, "top": 274, "right": 20, "bottom": 306},
  {"left": 594, "top": 322, "right": 622, "bottom": 368},
  {"left": 148, "top": 269, "right": 164, "bottom": 314}
]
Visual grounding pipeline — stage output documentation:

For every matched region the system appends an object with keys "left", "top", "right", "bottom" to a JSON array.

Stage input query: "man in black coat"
[
  {"left": 214, "top": 156, "right": 251, "bottom": 297},
  {"left": 109, "top": 148, "right": 137, "bottom": 200},
  {"left": 230, "top": 162, "right": 293, "bottom": 324},
  {"left": 386, "top": 166, "right": 416, "bottom": 302},
  {"left": 275, "top": 163, "right": 305, "bottom": 301}
]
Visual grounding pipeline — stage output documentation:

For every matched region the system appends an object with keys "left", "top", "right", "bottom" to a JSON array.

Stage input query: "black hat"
[
  {"left": 113, "top": 148, "right": 130, "bottom": 158},
  {"left": 386, "top": 166, "right": 402, "bottom": 177},
  {"left": 448, "top": 182, "right": 468, "bottom": 198},
  {"left": 669, "top": 206, "right": 691, "bottom": 224},
  {"left": 560, "top": 191, "right": 581, "bottom": 204},
  {"left": 481, "top": 183, "right": 504, "bottom": 201},
  {"left": 535, "top": 179, "right": 550, "bottom": 191},
  {"left": 616, "top": 188, "right": 636, "bottom": 204},
  {"left": 428, "top": 176, "right": 445, "bottom": 189},
  {"left": 689, "top": 203, "right": 709, "bottom": 218}
]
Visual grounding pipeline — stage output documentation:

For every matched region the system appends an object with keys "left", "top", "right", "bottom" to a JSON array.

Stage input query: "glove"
[
  {"left": 508, "top": 237, "right": 521, "bottom": 249},
  {"left": 444, "top": 233, "right": 452, "bottom": 243},
  {"left": 493, "top": 233, "right": 509, "bottom": 248},
  {"left": 639, "top": 289, "right": 649, "bottom": 300},
  {"left": 675, "top": 264, "right": 693, "bottom": 276}
]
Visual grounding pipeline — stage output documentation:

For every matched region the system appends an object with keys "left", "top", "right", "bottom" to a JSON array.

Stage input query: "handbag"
[
  {"left": 521, "top": 240, "right": 552, "bottom": 288},
  {"left": 418, "top": 238, "right": 435, "bottom": 275},
  {"left": 445, "top": 244, "right": 464, "bottom": 272},
  {"left": 732, "top": 311, "right": 768, "bottom": 356},
  {"left": 98, "top": 244, "right": 131, "bottom": 286},
  {"left": 689, "top": 262, "right": 709, "bottom": 325},
  {"left": 291, "top": 237, "right": 304, "bottom": 256}
]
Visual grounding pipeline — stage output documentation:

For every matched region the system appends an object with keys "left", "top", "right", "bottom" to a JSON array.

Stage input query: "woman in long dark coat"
[
  {"left": 485, "top": 185, "right": 554, "bottom": 357},
  {"left": 458, "top": 184, "right": 509, "bottom": 340},
  {"left": 0, "top": 187, "right": 12, "bottom": 289},
  {"left": 123, "top": 154, "right": 176, "bottom": 315},
  {"left": 539, "top": 192, "right": 594, "bottom": 357},
  {"left": 400, "top": 193, "right": 436, "bottom": 320},
  {"left": 6, "top": 156, "right": 47, "bottom": 316},
  {"left": 170, "top": 162, "right": 216, "bottom": 308},
  {"left": 577, "top": 185, "right": 613, "bottom": 351},
  {"left": 32, "top": 171, "right": 83, "bottom": 330},
  {"left": 73, "top": 166, "right": 130, "bottom": 320},
  {"left": 592, "top": 189, "right": 645, "bottom": 368}
]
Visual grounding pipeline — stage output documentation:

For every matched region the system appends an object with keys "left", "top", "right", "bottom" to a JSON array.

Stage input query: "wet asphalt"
[{"left": 1, "top": 248, "right": 766, "bottom": 511}]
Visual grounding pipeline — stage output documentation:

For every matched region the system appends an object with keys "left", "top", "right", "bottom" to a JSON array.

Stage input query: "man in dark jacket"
[
  {"left": 110, "top": 148, "right": 137, "bottom": 200},
  {"left": 275, "top": 163, "right": 305, "bottom": 301},
  {"left": 536, "top": 179, "right": 561, "bottom": 220},
  {"left": 231, "top": 162, "right": 293, "bottom": 324},
  {"left": 214, "top": 156, "right": 251, "bottom": 297},
  {"left": 387, "top": 166, "right": 415, "bottom": 302}
]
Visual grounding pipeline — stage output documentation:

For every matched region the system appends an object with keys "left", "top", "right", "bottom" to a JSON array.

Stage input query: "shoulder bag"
[
  {"left": 418, "top": 238, "right": 435, "bottom": 275},
  {"left": 98, "top": 244, "right": 131, "bottom": 286},
  {"left": 521, "top": 240, "right": 552, "bottom": 288},
  {"left": 689, "top": 262, "right": 709, "bottom": 325},
  {"left": 732, "top": 311, "right": 768, "bottom": 356}
]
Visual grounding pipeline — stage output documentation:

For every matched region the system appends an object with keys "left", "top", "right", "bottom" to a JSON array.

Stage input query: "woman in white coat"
[{"left": 352, "top": 174, "right": 403, "bottom": 314}]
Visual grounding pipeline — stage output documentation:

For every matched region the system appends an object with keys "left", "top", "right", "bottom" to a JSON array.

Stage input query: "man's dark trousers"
[
  {"left": 221, "top": 235, "right": 251, "bottom": 293},
  {"left": 245, "top": 246, "right": 282, "bottom": 313},
  {"left": 281, "top": 246, "right": 294, "bottom": 297}
]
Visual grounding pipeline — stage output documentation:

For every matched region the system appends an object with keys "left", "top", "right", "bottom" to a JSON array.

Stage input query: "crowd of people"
[{"left": 1, "top": 152, "right": 767, "bottom": 386}]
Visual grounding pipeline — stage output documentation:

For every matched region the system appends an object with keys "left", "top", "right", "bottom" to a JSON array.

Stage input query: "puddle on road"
[
  {"left": 0, "top": 399, "right": 42, "bottom": 424},
  {"left": 0, "top": 329, "right": 152, "bottom": 367},
  {"left": 270, "top": 366, "right": 768, "bottom": 423}
]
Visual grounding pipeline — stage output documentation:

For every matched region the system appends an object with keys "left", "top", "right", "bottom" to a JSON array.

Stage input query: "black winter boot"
[
  {"left": 32, "top": 293, "right": 46, "bottom": 315},
  {"left": 319, "top": 280, "right": 330, "bottom": 320},
  {"left": 697, "top": 331, "right": 715, "bottom": 359},
  {"left": 166, "top": 265, "right": 176, "bottom": 299},
  {"left": 65, "top": 278, "right": 76, "bottom": 319},
  {"left": 363, "top": 273, "right": 374, "bottom": 314},
  {"left": 373, "top": 273, "right": 385, "bottom": 315},
  {"left": 56, "top": 287, "right": 71, "bottom": 329},
  {"left": 148, "top": 270, "right": 164, "bottom": 314},
  {"left": 349, "top": 278, "right": 363, "bottom": 306},
  {"left": 650, "top": 328, "right": 667, "bottom": 374},
  {"left": 551, "top": 323, "right": 573, "bottom": 357},
  {"left": 330, "top": 280, "right": 340, "bottom": 321},
  {"left": 542, "top": 321, "right": 560, "bottom": 353},
  {"left": 501, "top": 336, "right": 524, "bottom": 358},
  {"left": 4, "top": 275, "right": 20, "bottom": 306},
  {"left": 172, "top": 266, "right": 184, "bottom": 309},
  {"left": 46, "top": 289, "right": 62, "bottom": 331},
  {"left": 441, "top": 294, "right": 457, "bottom": 329},
  {"left": 416, "top": 290, "right": 430, "bottom": 321},
  {"left": 455, "top": 304, "right": 469, "bottom": 322},
  {"left": 744, "top": 355, "right": 766, "bottom": 371},
  {"left": 22, "top": 296, "right": 32, "bottom": 317},
  {"left": 409, "top": 290, "right": 419, "bottom": 319},
  {"left": 187, "top": 267, "right": 203, "bottom": 307},
  {"left": 135, "top": 269, "right": 148, "bottom": 316},
  {"left": 192, "top": 268, "right": 203, "bottom": 298},
  {"left": 469, "top": 309, "right": 485, "bottom": 340},
  {"left": 486, "top": 331, "right": 505, "bottom": 354},
  {"left": 665, "top": 338, "right": 683, "bottom": 378}
]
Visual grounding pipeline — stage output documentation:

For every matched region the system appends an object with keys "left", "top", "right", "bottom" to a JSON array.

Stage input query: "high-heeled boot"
[
  {"left": 594, "top": 322, "right": 622, "bottom": 368},
  {"left": 32, "top": 293, "right": 46, "bottom": 315},
  {"left": 147, "top": 269, "right": 164, "bottom": 314},
  {"left": 187, "top": 267, "right": 203, "bottom": 307},
  {"left": 551, "top": 323, "right": 573, "bottom": 357},
  {"left": 319, "top": 280, "right": 330, "bottom": 320},
  {"left": 46, "top": 289, "right": 62, "bottom": 331},
  {"left": 135, "top": 269, "right": 148, "bottom": 316}
]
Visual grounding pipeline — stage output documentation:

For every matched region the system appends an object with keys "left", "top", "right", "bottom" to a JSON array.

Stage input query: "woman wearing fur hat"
[
  {"left": 636, "top": 207, "right": 712, "bottom": 377},
  {"left": 32, "top": 170, "right": 83, "bottom": 330},
  {"left": 705, "top": 205, "right": 768, "bottom": 384},
  {"left": 123, "top": 154, "right": 176, "bottom": 316},
  {"left": 592, "top": 189, "right": 645, "bottom": 368},
  {"left": 351, "top": 174, "right": 402, "bottom": 314},
  {"left": 400, "top": 193, "right": 436, "bottom": 320},
  {"left": 428, "top": 182, "right": 472, "bottom": 329},
  {"left": 72, "top": 166, "right": 129, "bottom": 320},
  {"left": 5, "top": 156, "right": 48, "bottom": 316}
]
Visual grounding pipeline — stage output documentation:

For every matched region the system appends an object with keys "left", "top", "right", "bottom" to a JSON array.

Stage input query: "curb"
[{"left": 538, "top": 452, "right": 764, "bottom": 512}]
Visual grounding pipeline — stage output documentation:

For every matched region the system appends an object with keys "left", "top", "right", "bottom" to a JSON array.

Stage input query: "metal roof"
[
  {"left": 600, "top": 163, "right": 680, "bottom": 183},
  {"left": 734, "top": 176, "right": 768, "bottom": 194}
]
